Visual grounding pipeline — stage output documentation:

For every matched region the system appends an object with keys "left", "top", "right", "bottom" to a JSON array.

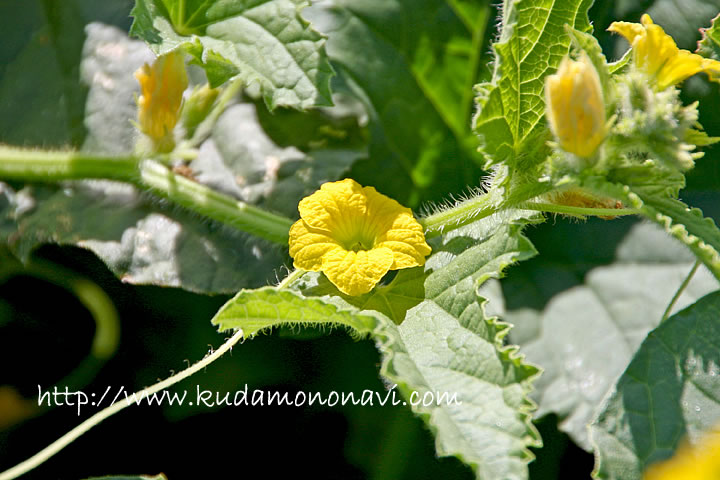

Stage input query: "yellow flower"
[
  {"left": 608, "top": 14, "right": 720, "bottom": 90},
  {"left": 643, "top": 425, "right": 720, "bottom": 480},
  {"left": 134, "top": 51, "right": 188, "bottom": 147},
  {"left": 289, "top": 178, "right": 431, "bottom": 296},
  {"left": 545, "top": 54, "right": 606, "bottom": 158}
]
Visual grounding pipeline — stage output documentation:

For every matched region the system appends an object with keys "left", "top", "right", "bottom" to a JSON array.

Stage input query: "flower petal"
[
  {"left": 702, "top": 58, "right": 720, "bottom": 83},
  {"left": 609, "top": 14, "right": 713, "bottom": 90},
  {"left": 321, "top": 246, "right": 394, "bottom": 296},
  {"left": 607, "top": 21, "right": 646, "bottom": 46},
  {"left": 658, "top": 49, "right": 705, "bottom": 90},
  {"left": 375, "top": 213, "right": 432, "bottom": 269},
  {"left": 289, "top": 219, "right": 341, "bottom": 271},
  {"left": 298, "top": 178, "right": 367, "bottom": 237},
  {"left": 134, "top": 51, "right": 188, "bottom": 142}
]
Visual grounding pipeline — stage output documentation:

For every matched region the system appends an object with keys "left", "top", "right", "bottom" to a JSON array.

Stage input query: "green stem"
[
  {"left": 518, "top": 202, "right": 640, "bottom": 218},
  {"left": 0, "top": 330, "right": 245, "bottom": 480},
  {"left": 0, "top": 147, "right": 138, "bottom": 182},
  {"left": 661, "top": 260, "right": 700, "bottom": 323},
  {"left": 139, "top": 160, "right": 292, "bottom": 243},
  {"left": 276, "top": 268, "right": 306, "bottom": 289},
  {"left": 420, "top": 190, "right": 498, "bottom": 239},
  {"left": 0, "top": 146, "right": 293, "bottom": 244},
  {"left": 419, "top": 184, "right": 637, "bottom": 239}
]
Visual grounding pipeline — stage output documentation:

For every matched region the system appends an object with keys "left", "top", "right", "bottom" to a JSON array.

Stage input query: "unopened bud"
[{"left": 545, "top": 54, "right": 606, "bottom": 158}]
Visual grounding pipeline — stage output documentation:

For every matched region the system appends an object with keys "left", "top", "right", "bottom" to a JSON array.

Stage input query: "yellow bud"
[
  {"left": 134, "top": 51, "right": 188, "bottom": 150},
  {"left": 545, "top": 54, "right": 606, "bottom": 158}
]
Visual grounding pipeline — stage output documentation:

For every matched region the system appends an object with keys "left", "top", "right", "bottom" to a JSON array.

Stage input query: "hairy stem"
[
  {"left": 419, "top": 183, "right": 637, "bottom": 238},
  {"left": 0, "top": 146, "right": 293, "bottom": 244},
  {"left": 420, "top": 189, "right": 499, "bottom": 238},
  {"left": 140, "top": 159, "right": 293, "bottom": 243}
]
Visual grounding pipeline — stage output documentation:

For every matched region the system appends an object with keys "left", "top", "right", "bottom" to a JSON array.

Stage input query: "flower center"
[{"left": 348, "top": 239, "right": 374, "bottom": 252}]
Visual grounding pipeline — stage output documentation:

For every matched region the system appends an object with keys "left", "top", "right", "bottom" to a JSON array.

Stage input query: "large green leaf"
[
  {"left": 1, "top": 23, "right": 363, "bottom": 294},
  {"left": 506, "top": 221, "right": 719, "bottom": 450},
  {"left": 304, "top": 0, "right": 490, "bottom": 205},
  {"left": 589, "top": 290, "right": 720, "bottom": 480},
  {"left": 473, "top": 0, "right": 593, "bottom": 168},
  {"left": 129, "top": 0, "right": 333, "bottom": 109},
  {"left": 374, "top": 209, "right": 542, "bottom": 480}
]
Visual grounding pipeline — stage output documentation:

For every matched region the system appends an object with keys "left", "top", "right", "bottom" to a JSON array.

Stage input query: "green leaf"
[
  {"left": 589, "top": 291, "right": 720, "bottom": 480},
  {"left": 129, "top": 0, "right": 334, "bottom": 110},
  {"left": 506, "top": 221, "right": 720, "bottom": 450},
  {"left": 296, "top": 267, "right": 426, "bottom": 324},
  {"left": 473, "top": 0, "right": 593, "bottom": 168},
  {"left": 373, "top": 210, "right": 542, "bottom": 480},
  {"left": 211, "top": 286, "right": 378, "bottom": 337},
  {"left": 304, "top": 0, "right": 489, "bottom": 204}
]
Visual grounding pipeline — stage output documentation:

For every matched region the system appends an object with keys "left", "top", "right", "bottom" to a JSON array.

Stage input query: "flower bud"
[
  {"left": 134, "top": 51, "right": 188, "bottom": 151},
  {"left": 181, "top": 84, "right": 220, "bottom": 138},
  {"left": 545, "top": 54, "right": 606, "bottom": 158}
]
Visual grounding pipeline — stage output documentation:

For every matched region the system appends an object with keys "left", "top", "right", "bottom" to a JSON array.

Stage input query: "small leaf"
[
  {"left": 590, "top": 291, "right": 720, "bottom": 480},
  {"left": 130, "top": 0, "right": 334, "bottom": 110},
  {"left": 211, "top": 287, "right": 378, "bottom": 337},
  {"left": 297, "top": 267, "right": 427, "bottom": 324},
  {"left": 587, "top": 178, "right": 720, "bottom": 282}
]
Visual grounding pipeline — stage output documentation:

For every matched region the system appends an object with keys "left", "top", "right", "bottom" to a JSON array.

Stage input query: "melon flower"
[
  {"left": 134, "top": 50, "right": 188, "bottom": 150},
  {"left": 289, "top": 178, "right": 431, "bottom": 296},
  {"left": 608, "top": 14, "right": 720, "bottom": 90},
  {"left": 643, "top": 424, "right": 720, "bottom": 480},
  {"left": 545, "top": 53, "right": 606, "bottom": 158}
]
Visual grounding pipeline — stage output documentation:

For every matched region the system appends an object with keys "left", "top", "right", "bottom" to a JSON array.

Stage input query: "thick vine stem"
[
  {"left": 0, "top": 146, "right": 294, "bottom": 244},
  {"left": 139, "top": 159, "right": 293, "bottom": 243},
  {"left": 0, "top": 330, "right": 245, "bottom": 480},
  {"left": 419, "top": 184, "right": 639, "bottom": 239},
  {"left": 0, "top": 147, "right": 139, "bottom": 182}
]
